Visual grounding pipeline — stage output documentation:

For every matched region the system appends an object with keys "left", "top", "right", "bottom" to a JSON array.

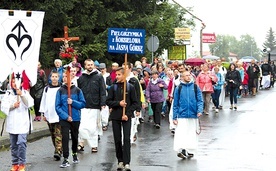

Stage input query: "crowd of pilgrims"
[
  {"left": 1, "top": 55, "right": 275, "bottom": 171},
  {"left": 40, "top": 56, "right": 275, "bottom": 134}
]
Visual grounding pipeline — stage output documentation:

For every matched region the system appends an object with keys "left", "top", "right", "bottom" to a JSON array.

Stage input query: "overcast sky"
[{"left": 173, "top": 0, "right": 276, "bottom": 55}]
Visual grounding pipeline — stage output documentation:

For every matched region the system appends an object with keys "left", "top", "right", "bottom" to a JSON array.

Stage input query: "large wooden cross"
[
  {"left": 53, "top": 26, "right": 79, "bottom": 43},
  {"left": 53, "top": 26, "right": 80, "bottom": 118}
]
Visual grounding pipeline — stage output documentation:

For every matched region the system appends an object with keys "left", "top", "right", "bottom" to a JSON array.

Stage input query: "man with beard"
[{"left": 77, "top": 59, "right": 106, "bottom": 153}]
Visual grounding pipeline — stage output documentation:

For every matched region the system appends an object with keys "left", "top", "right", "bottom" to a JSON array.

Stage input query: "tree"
[
  {"left": 262, "top": 27, "right": 276, "bottom": 58},
  {"left": 1, "top": 0, "right": 195, "bottom": 67},
  {"left": 208, "top": 34, "right": 260, "bottom": 60}
]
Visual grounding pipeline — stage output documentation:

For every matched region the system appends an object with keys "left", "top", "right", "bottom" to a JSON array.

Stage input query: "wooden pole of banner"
[
  {"left": 122, "top": 53, "right": 127, "bottom": 119},
  {"left": 53, "top": 26, "right": 79, "bottom": 117}
]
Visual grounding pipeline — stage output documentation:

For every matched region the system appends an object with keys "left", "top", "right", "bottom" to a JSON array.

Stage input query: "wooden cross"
[
  {"left": 53, "top": 26, "right": 80, "bottom": 118},
  {"left": 53, "top": 26, "right": 79, "bottom": 43}
]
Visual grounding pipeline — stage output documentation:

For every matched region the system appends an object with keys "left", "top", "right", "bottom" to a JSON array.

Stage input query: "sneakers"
[
  {"left": 215, "top": 109, "right": 219, "bottom": 113},
  {"left": 72, "top": 153, "right": 79, "bottom": 164},
  {"left": 234, "top": 106, "right": 237, "bottom": 111},
  {"left": 229, "top": 105, "right": 233, "bottom": 110},
  {"left": 10, "top": 164, "right": 19, "bottom": 171},
  {"left": 60, "top": 158, "right": 70, "bottom": 168},
  {"left": 155, "top": 124, "right": 160, "bottom": 129},
  {"left": 18, "top": 164, "right": 26, "bottom": 171},
  {"left": 124, "top": 164, "right": 131, "bottom": 171},
  {"left": 117, "top": 162, "right": 124, "bottom": 170}
]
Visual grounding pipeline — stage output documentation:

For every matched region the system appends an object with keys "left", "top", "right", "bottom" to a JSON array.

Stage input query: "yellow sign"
[
  {"left": 174, "top": 28, "right": 190, "bottom": 40},
  {"left": 168, "top": 46, "right": 186, "bottom": 60}
]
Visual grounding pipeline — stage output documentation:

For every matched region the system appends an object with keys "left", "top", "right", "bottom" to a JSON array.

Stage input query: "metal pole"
[{"left": 151, "top": 34, "right": 154, "bottom": 63}]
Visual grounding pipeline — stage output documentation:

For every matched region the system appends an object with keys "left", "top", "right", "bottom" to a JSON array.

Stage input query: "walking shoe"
[
  {"left": 91, "top": 147, "right": 98, "bottom": 153},
  {"left": 54, "top": 152, "right": 61, "bottom": 161},
  {"left": 187, "top": 152, "right": 194, "bottom": 158},
  {"left": 229, "top": 105, "right": 233, "bottom": 110},
  {"left": 171, "top": 128, "right": 175, "bottom": 134},
  {"left": 139, "top": 117, "right": 144, "bottom": 123},
  {"left": 124, "top": 164, "right": 131, "bottom": 171},
  {"left": 18, "top": 164, "right": 26, "bottom": 171},
  {"left": 60, "top": 158, "right": 70, "bottom": 168},
  {"left": 161, "top": 112, "right": 165, "bottom": 118},
  {"left": 77, "top": 145, "right": 84, "bottom": 152},
  {"left": 10, "top": 164, "right": 19, "bottom": 171},
  {"left": 215, "top": 109, "right": 219, "bottom": 113},
  {"left": 72, "top": 153, "right": 79, "bottom": 164},
  {"left": 155, "top": 124, "right": 160, "bottom": 129},
  {"left": 117, "top": 162, "right": 124, "bottom": 170},
  {"left": 177, "top": 149, "right": 188, "bottom": 159},
  {"left": 234, "top": 106, "right": 237, "bottom": 111}
]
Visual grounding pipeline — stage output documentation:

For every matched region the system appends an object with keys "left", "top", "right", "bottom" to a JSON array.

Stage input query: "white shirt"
[{"left": 1, "top": 89, "right": 34, "bottom": 134}]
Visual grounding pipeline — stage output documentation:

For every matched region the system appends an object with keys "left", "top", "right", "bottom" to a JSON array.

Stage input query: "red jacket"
[{"left": 242, "top": 72, "right": 249, "bottom": 85}]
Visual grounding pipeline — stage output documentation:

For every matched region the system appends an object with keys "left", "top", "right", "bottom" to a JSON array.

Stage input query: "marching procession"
[{"left": 1, "top": 54, "right": 275, "bottom": 171}]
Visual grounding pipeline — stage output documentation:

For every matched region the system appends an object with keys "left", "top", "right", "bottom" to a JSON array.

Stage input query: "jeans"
[
  {"left": 10, "top": 134, "right": 27, "bottom": 165},
  {"left": 229, "top": 87, "right": 238, "bottom": 105},
  {"left": 211, "top": 89, "right": 221, "bottom": 109}
]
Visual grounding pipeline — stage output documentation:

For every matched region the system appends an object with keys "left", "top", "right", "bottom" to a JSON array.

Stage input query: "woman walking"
[
  {"left": 196, "top": 63, "right": 217, "bottom": 115},
  {"left": 225, "top": 63, "right": 242, "bottom": 110},
  {"left": 211, "top": 67, "right": 224, "bottom": 113},
  {"left": 146, "top": 70, "right": 168, "bottom": 129}
]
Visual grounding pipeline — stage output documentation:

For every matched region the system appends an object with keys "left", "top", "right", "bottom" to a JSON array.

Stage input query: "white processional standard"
[{"left": 0, "top": 9, "right": 44, "bottom": 88}]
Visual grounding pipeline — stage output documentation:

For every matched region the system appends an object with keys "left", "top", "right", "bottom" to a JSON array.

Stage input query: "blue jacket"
[
  {"left": 173, "top": 82, "right": 203, "bottom": 120},
  {"left": 55, "top": 84, "right": 86, "bottom": 121},
  {"left": 213, "top": 73, "right": 225, "bottom": 90}
]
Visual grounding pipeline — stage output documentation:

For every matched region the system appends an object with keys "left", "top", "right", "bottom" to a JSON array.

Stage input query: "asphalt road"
[{"left": 1, "top": 88, "right": 276, "bottom": 171}]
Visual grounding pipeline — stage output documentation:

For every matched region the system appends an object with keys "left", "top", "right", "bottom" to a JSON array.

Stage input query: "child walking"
[{"left": 55, "top": 72, "right": 86, "bottom": 168}]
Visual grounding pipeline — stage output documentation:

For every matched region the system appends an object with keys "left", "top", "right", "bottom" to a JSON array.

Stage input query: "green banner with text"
[{"left": 168, "top": 45, "right": 186, "bottom": 60}]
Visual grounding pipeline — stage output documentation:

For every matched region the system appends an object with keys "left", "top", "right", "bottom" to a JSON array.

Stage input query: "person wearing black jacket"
[
  {"left": 225, "top": 63, "right": 242, "bottom": 110},
  {"left": 77, "top": 59, "right": 106, "bottom": 153},
  {"left": 261, "top": 59, "right": 272, "bottom": 89},
  {"left": 247, "top": 59, "right": 260, "bottom": 95},
  {"left": 106, "top": 67, "right": 138, "bottom": 171}
]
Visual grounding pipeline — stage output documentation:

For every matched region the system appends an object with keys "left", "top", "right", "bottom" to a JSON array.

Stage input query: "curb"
[{"left": 0, "top": 128, "right": 50, "bottom": 151}]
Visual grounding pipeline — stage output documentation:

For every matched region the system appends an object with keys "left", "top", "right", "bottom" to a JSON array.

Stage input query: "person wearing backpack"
[
  {"left": 39, "top": 71, "right": 62, "bottom": 161},
  {"left": 106, "top": 67, "right": 138, "bottom": 171},
  {"left": 173, "top": 71, "right": 203, "bottom": 159}
]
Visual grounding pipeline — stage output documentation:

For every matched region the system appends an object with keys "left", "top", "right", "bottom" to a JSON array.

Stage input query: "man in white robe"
[
  {"left": 173, "top": 71, "right": 203, "bottom": 159},
  {"left": 77, "top": 59, "right": 106, "bottom": 153}
]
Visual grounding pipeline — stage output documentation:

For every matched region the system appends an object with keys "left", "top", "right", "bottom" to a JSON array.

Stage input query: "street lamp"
[
  {"left": 200, "top": 23, "right": 206, "bottom": 58},
  {"left": 263, "top": 48, "right": 271, "bottom": 62}
]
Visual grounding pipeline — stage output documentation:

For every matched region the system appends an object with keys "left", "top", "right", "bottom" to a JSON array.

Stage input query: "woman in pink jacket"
[{"left": 196, "top": 63, "right": 218, "bottom": 115}]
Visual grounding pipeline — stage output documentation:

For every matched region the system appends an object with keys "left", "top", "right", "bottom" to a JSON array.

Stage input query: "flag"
[{"left": 0, "top": 9, "right": 45, "bottom": 88}]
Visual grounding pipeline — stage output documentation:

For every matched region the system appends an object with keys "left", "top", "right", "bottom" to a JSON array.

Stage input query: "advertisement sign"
[
  {"left": 108, "top": 28, "right": 145, "bottom": 54},
  {"left": 168, "top": 45, "right": 186, "bottom": 60},
  {"left": 202, "top": 33, "right": 216, "bottom": 43},
  {"left": 174, "top": 28, "right": 190, "bottom": 40}
]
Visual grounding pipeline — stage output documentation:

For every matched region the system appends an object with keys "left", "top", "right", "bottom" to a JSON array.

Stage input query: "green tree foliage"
[
  {"left": 1, "top": 0, "right": 195, "bottom": 67},
  {"left": 262, "top": 27, "right": 276, "bottom": 55},
  {"left": 208, "top": 34, "right": 260, "bottom": 60}
]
